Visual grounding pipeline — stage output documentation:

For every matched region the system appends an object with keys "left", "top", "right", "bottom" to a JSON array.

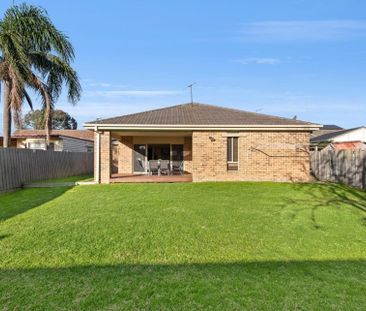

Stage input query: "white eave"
[{"left": 84, "top": 123, "right": 322, "bottom": 131}]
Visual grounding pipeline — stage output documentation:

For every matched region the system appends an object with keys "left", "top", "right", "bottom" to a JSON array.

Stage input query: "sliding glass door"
[
  {"left": 147, "top": 144, "right": 170, "bottom": 161},
  {"left": 133, "top": 143, "right": 184, "bottom": 174},
  {"left": 133, "top": 144, "right": 147, "bottom": 173}
]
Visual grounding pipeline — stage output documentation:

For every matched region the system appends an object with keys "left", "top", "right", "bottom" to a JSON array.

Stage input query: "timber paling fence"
[
  {"left": 311, "top": 149, "right": 366, "bottom": 190},
  {"left": 0, "top": 148, "right": 93, "bottom": 192}
]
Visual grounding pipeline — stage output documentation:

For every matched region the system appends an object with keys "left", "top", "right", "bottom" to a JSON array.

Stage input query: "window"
[
  {"left": 27, "top": 139, "right": 46, "bottom": 150},
  {"left": 227, "top": 137, "right": 238, "bottom": 171}
]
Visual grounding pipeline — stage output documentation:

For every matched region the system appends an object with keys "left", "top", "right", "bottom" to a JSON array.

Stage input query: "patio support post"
[
  {"left": 100, "top": 130, "right": 111, "bottom": 184},
  {"left": 94, "top": 129, "right": 101, "bottom": 183}
]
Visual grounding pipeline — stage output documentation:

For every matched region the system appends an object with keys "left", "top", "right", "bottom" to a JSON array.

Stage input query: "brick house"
[{"left": 84, "top": 103, "right": 321, "bottom": 183}]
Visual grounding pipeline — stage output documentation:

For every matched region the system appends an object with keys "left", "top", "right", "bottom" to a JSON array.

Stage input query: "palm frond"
[
  {"left": 28, "top": 51, "right": 81, "bottom": 104},
  {"left": 23, "top": 89, "right": 33, "bottom": 110},
  {"left": 4, "top": 4, "right": 75, "bottom": 62}
]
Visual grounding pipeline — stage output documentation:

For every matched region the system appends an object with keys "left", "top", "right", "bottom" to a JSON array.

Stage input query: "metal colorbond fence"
[
  {"left": 311, "top": 149, "right": 366, "bottom": 190},
  {"left": 0, "top": 148, "right": 93, "bottom": 192}
]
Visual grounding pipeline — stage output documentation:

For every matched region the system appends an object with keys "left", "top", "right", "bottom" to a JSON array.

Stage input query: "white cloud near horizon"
[
  {"left": 233, "top": 58, "right": 281, "bottom": 65},
  {"left": 85, "top": 90, "right": 183, "bottom": 98},
  {"left": 87, "top": 82, "right": 112, "bottom": 87},
  {"left": 240, "top": 20, "right": 366, "bottom": 41}
]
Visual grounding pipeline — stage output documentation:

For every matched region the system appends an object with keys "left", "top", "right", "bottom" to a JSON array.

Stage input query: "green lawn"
[
  {"left": 29, "top": 174, "right": 94, "bottom": 184},
  {"left": 0, "top": 182, "right": 365, "bottom": 310}
]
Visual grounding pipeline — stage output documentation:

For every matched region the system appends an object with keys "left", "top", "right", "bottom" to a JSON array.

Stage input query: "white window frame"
[
  {"left": 26, "top": 138, "right": 47, "bottom": 150},
  {"left": 227, "top": 137, "right": 239, "bottom": 163},
  {"left": 227, "top": 137, "right": 239, "bottom": 171}
]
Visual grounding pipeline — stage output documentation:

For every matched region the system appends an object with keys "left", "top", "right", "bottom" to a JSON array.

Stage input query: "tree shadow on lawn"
[
  {"left": 280, "top": 183, "right": 366, "bottom": 229},
  {"left": 0, "top": 187, "right": 71, "bottom": 222},
  {"left": 0, "top": 259, "right": 365, "bottom": 310}
]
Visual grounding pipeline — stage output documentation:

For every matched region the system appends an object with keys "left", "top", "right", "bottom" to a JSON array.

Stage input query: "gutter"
[{"left": 84, "top": 123, "right": 323, "bottom": 131}]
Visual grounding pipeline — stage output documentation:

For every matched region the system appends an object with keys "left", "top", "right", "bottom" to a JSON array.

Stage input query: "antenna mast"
[{"left": 186, "top": 83, "right": 196, "bottom": 104}]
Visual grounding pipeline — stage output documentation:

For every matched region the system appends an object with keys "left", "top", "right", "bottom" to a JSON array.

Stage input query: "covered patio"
[{"left": 94, "top": 130, "right": 193, "bottom": 183}]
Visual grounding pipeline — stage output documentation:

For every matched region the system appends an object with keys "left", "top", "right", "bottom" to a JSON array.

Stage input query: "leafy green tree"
[
  {"left": 24, "top": 109, "right": 77, "bottom": 130},
  {"left": 0, "top": 3, "right": 81, "bottom": 147}
]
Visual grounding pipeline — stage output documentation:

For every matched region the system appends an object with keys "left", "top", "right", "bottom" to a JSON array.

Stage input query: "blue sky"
[{"left": 1, "top": 0, "right": 366, "bottom": 132}]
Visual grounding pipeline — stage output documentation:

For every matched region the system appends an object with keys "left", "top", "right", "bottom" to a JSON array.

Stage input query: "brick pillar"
[
  {"left": 94, "top": 131, "right": 99, "bottom": 183},
  {"left": 117, "top": 136, "right": 133, "bottom": 174},
  {"left": 100, "top": 131, "right": 111, "bottom": 184},
  {"left": 183, "top": 136, "right": 192, "bottom": 173}
]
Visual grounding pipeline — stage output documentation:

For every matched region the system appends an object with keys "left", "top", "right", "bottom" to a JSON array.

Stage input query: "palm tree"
[{"left": 0, "top": 3, "right": 81, "bottom": 147}]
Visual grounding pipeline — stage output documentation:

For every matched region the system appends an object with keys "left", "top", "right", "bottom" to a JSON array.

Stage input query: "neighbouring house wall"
[
  {"left": 100, "top": 131, "right": 111, "bottom": 184},
  {"left": 16, "top": 138, "right": 61, "bottom": 150},
  {"left": 15, "top": 137, "right": 93, "bottom": 152},
  {"left": 192, "top": 131, "right": 310, "bottom": 182},
  {"left": 332, "top": 128, "right": 366, "bottom": 143},
  {"left": 61, "top": 136, "right": 93, "bottom": 152},
  {"left": 0, "top": 137, "right": 17, "bottom": 147}
]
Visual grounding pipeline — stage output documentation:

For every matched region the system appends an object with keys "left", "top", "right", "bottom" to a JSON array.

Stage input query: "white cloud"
[
  {"left": 57, "top": 101, "right": 157, "bottom": 118},
  {"left": 240, "top": 20, "right": 366, "bottom": 42},
  {"left": 87, "top": 82, "right": 112, "bottom": 88},
  {"left": 233, "top": 58, "right": 281, "bottom": 65},
  {"left": 85, "top": 90, "right": 183, "bottom": 98}
]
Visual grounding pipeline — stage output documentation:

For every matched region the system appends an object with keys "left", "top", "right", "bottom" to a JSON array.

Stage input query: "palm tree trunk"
[
  {"left": 2, "top": 81, "right": 12, "bottom": 148},
  {"left": 45, "top": 109, "right": 51, "bottom": 148}
]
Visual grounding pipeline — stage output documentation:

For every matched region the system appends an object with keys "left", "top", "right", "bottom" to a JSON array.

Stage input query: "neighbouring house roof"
[
  {"left": 12, "top": 130, "right": 94, "bottom": 142},
  {"left": 311, "top": 124, "right": 344, "bottom": 138},
  {"left": 322, "top": 125, "right": 344, "bottom": 130},
  {"left": 330, "top": 141, "right": 366, "bottom": 151},
  {"left": 311, "top": 126, "right": 365, "bottom": 143},
  {"left": 84, "top": 103, "right": 320, "bottom": 130}
]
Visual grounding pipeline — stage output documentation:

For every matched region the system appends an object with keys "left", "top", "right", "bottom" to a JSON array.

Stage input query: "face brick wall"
[
  {"left": 192, "top": 131, "right": 310, "bottom": 182},
  {"left": 115, "top": 136, "right": 133, "bottom": 174},
  {"left": 99, "top": 131, "right": 310, "bottom": 183},
  {"left": 184, "top": 137, "right": 192, "bottom": 173}
]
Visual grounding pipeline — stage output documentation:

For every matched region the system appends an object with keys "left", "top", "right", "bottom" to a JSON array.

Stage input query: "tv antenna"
[{"left": 186, "top": 83, "right": 196, "bottom": 104}]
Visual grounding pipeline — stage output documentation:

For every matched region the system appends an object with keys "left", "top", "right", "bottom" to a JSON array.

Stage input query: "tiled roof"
[
  {"left": 322, "top": 125, "right": 343, "bottom": 130},
  {"left": 86, "top": 103, "right": 316, "bottom": 127},
  {"left": 13, "top": 130, "right": 94, "bottom": 141}
]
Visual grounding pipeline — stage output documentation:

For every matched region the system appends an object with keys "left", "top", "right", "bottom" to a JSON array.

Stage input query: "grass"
[
  {"left": 29, "top": 174, "right": 94, "bottom": 184},
  {"left": 0, "top": 182, "right": 365, "bottom": 310}
]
